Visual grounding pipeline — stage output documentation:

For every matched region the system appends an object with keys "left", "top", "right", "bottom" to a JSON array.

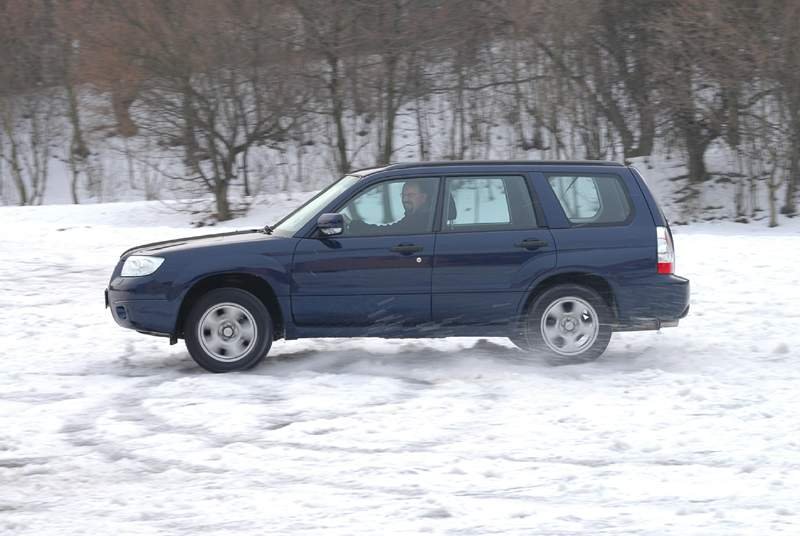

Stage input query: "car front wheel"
[
  {"left": 513, "top": 284, "right": 612, "bottom": 365},
  {"left": 184, "top": 288, "right": 272, "bottom": 373}
]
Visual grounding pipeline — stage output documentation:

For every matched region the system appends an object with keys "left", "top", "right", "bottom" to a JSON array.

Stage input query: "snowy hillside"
[{"left": 1, "top": 200, "right": 799, "bottom": 535}]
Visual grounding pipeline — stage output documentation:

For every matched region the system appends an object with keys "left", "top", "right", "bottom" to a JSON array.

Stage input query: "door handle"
[
  {"left": 515, "top": 238, "right": 548, "bottom": 250},
  {"left": 390, "top": 244, "right": 424, "bottom": 255}
]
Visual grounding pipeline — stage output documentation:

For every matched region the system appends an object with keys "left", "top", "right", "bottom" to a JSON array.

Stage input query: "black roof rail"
[
  {"left": 347, "top": 165, "right": 389, "bottom": 176},
  {"left": 382, "top": 160, "right": 623, "bottom": 169}
]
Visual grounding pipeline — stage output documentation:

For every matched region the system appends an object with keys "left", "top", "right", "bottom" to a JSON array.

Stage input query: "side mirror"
[{"left": 317, "top": 213, "right": 344, "bottom": 236}]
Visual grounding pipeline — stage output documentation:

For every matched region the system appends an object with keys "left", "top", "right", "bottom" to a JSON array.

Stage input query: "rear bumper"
[
  {"left": 106, "top": 288, "right": 179, "bottom": 336},
  {"left": 613, "top": 275, "right": 690, "bottom": 330}
]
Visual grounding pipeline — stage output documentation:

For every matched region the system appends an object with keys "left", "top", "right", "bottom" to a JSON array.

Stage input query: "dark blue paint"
[
  {"left": 106, "top": 161, "right": 690, "bottom": 342},
  {"left": 432, "top": 229, "right": 556, "bottom": 324},
  {"left": 291, "top": 234, "right": 435, "bottom": 326}
]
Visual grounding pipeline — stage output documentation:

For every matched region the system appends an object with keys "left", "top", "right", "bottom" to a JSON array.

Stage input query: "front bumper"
[{"left": 106, "top": 287, "right": 180, "bottom": 336}]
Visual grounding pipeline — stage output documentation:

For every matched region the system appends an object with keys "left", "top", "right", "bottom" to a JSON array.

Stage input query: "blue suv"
[{"left": 106, "top": 161, "right": 689, "bottom": 372}]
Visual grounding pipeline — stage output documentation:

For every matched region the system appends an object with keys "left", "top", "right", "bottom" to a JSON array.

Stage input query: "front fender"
[
  {"left": 168, "top": 239, "right": 297, "bottom": 300},
  {"left": 172, "top": 255, "right": 292, "bottom": 300}
]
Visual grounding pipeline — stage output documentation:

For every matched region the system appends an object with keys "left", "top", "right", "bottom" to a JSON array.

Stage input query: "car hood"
[{"left": 121, "top": 229, "right": 284, "bottom": 257}]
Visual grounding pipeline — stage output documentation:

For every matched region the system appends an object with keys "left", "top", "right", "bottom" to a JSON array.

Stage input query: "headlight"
[{"left": 121, "top": 255, "right": 165, "bottom": 277}]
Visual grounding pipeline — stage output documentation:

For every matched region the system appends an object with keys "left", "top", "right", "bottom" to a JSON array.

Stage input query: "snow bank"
[{"left": 0, "top": 200, "right": 798, "bottom": 535}]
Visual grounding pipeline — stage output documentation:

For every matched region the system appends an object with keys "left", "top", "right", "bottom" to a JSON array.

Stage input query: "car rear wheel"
[
  {"left": 512, "top": 284, "right": 612, "bottom": 365},
  {"left": 184, "top": 288, "right": 272, "bottom": 372}
]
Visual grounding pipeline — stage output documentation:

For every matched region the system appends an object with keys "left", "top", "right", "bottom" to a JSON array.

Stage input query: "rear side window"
[
  {"left": 546, "top": 174, "right": 632, "bottom": 225},
  {"left": 442, "top": 176, "right": 537, "bottom": 231}
]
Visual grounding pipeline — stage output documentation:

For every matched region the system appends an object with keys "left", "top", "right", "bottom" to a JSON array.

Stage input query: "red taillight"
[{"left": 656, "top": 226, "right": 674, "bottom": 275}]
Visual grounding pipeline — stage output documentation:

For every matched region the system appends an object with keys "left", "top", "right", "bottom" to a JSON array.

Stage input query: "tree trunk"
[
  {"left": 382, "top": 99, "right": 396, "bottom": 165},
  {"left": 2, "top": 116, "right": 28, "bottom": 206},
  {"left": 628, "top": 99, "right": 655, "bottom": 158},
  {"left": 687, "top": 138, "right": 709, "bottom": 185},
  {"left": 66, "top": 80, "right": 87, "bottom": 203},
  {"left": 734, "top": 151, "right": 746, "bottom": 218},
  {"left": 781, "top": 114, "right": 800, "bottom": 216},
  {"left": 69, "top": 155, "right": 80, "bottom": 205},
  {"left": 782, "top": 149, "right": 798, "bottom": 216},
  {"left": 111, "top": 81, "right": 139, "bottom": 137},
  {"left": 681, "top": 123, "right": 711, "bottom": 218},
  {"left": 8, "top": 151, "right": 27, "bottom": 205},
  {"left": 242, "top": 149, "right": 250, "bottom": 197},
  {"left": 769, "top": 179, "right": 779, "bottom": 227},
  {"left": 181, "top": 84, "right": 202, "bottom": 171},
  {"left": 328, "top": 56, "right": 350, "bottom": 174},
  {"left": 381, "top": 112, "right": 396, "bottom": 165},
  {"left": 215, "top": 180, "right": 231, "bottom": 221},
  {"left": 415, "top": 94, "right": 429, "bottom": 160},
  {"left": 0, "top": 137, "right": 4, "bottom": 203},
  {"left": 380, "top": 55, "right": 398, "bottom": 166},
  {"left": 749, "top": 172, "right": 759, "bottom": 218},
  {"left": 768, "top": 162, "right": 782, "bottom": 228}
]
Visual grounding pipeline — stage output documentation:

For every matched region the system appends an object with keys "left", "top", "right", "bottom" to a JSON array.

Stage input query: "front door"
[
  {"left": 432, "top": 174, "right": 556, "bottom": 325},
  {"left": 291, "top": 177, "right": 439, "bottom": 328}
]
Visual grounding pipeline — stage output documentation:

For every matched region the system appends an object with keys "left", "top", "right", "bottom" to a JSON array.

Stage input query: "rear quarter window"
[{"left": 546, "top": 174, "right": 632, "bottom": 225}]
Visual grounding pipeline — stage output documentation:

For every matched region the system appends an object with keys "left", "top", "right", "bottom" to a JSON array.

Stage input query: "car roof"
[
  {"left": 350, "top": 160, "right": 624, "bottom": 174},
  {"left": 349, "top": 166, "right": 388, "bottom": 177}
]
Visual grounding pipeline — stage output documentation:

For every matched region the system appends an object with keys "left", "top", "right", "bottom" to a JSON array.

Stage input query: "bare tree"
[
  {"left": 653, "top": 1, "right": 751, "bottom": 194},
  {"left": 504, "top": 0, "right": 660, "bottom": 160},
  {"left": 762, "top": 0, "right": 800, "bottom": 216},
  {"left": 97, "top": 0, "right": 306, "bottom": 220},
  {"left": 290, "top": 0, "right": 365, "bottom": 174},
  {"left": 0, "top": 92, "right": 58, "bottom": 205},
  {"left": 355, "top": 0, "right": 445, "bottom": 165},
  {"left": 0, "top": 0, "right": 63, "bottom": 205}
]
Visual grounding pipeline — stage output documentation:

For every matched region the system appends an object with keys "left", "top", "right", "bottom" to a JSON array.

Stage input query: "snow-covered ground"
[{"left": 1, "top": 199, "right": 799, "bottom": 535}]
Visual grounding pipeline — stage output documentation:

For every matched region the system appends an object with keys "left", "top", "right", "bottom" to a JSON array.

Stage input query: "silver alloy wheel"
[
  {"left": 540, "top": 296, "right": 599, "bottom": 356},
  {"left": 197, "top": 302, "right": 258, "bottom": 362}
]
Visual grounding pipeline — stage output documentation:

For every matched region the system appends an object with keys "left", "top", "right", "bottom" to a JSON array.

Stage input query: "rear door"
[
  {"left": 431, "top": 174, "right": 556, "bottom": 325},
  {"left": 531, "top": 168, "right": 656, "bottom": 323}
]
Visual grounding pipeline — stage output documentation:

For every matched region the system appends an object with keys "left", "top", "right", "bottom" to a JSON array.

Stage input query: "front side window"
[
  {"left": 339, "top": 177, "right": 439, "bottom": 236},
  {"left": 547, "top": 174, "right": 632, "bottom": 225},
  {"left": 442, "top": 176, "right": 537, "bottom": 231}
]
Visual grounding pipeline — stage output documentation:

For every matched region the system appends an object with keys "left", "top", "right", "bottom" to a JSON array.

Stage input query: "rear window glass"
[{"left": 546, "top": 174, "right": 632, "bottom": 225}]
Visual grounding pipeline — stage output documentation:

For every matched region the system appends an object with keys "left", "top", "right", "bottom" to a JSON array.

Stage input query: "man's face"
[{"left": 402, "top": 183, "right": 428, "bottom": 215}]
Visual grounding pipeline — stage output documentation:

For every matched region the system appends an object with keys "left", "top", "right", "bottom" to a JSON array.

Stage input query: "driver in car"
[{"left": 348, "top": 181, "right": 434, "bottom": 235}]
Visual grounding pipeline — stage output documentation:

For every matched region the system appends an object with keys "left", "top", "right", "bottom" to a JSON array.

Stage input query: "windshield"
[{"left": 271, "top": 174, "right": 361, "bottom": 236}]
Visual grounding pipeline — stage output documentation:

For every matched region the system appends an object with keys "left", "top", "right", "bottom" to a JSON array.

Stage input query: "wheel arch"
[
  {"left": 175, "top": 273, "right": 285, "bottom": 340},
  {"left": 520, "top": 272, "right": 618, "bottom": 322}
]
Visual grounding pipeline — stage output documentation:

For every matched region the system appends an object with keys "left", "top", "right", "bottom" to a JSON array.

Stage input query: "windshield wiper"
[{"left": 262, "top": 224, "right": 273, "bottom": 234}]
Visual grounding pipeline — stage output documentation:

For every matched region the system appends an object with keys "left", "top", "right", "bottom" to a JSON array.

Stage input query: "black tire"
[
  {"left": 512, "top": 284, "right": 612, "bottom": 365},
  {"left": 184, "top": 288, "right": 272, "bottom": 373}
]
